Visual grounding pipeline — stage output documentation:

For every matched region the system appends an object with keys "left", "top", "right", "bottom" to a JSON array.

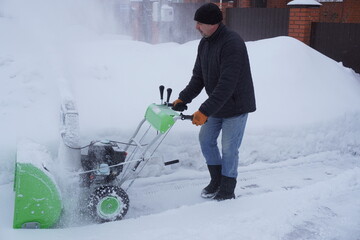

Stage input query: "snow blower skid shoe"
[{"left": 13, "top": 141, "right": 62, "bottom": 229}]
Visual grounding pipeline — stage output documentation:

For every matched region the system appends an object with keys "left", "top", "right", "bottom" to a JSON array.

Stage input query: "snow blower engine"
[{"left": 80, "top": 140, "right": 126, "bottom": 187}]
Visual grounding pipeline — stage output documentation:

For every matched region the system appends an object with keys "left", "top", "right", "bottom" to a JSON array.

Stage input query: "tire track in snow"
[
  {"left": 51, "top": 150, "right": 359, "bottom": 227},
  {"left": 123, "top": 150, "right": 359, "bottom": 220}
]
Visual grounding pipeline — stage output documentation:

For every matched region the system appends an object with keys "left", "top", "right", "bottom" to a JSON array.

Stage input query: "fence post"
[{"left": 287, "top": 0, "right": 321, "bottom": 45}]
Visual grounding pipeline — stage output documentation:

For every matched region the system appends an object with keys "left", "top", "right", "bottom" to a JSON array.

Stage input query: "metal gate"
[
  {"left": 226, "top": 8, "right": 289, "bottom": 41},
  {"left": 310, "top": 22, "right": 360, "bottom": 73}
]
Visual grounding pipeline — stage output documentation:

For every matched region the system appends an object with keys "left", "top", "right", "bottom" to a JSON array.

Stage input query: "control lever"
[
  {"left": 166, "top": 88, "right": 172, "bottom": 106},
  {"left": 159, "top": 85, "right": 165, "bottom": 104}
]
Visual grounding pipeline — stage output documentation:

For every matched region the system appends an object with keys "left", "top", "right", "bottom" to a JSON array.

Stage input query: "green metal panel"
[
  {"left": 145, "top": 104, "right": 179, "bottom": 133},
  {"left": 13, "top": 162, "right": 62, "bottom": 229}
]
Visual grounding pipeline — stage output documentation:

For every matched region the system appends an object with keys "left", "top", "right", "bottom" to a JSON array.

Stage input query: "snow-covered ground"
[{"left": 1, "top": 0, "right": 360, "bottom": 239}]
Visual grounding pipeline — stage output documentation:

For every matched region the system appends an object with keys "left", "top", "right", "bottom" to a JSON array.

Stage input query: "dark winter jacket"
[{"left": 179, "top": 23, "right": 256, "bottom": 118}]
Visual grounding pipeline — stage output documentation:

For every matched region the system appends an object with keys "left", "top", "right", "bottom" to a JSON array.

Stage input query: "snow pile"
[
  {"left": 247, "top": 37, "right": 360, "bottom": 128},
  {"left": 1, "top": 0, "right": 360, "bottom": 239}
]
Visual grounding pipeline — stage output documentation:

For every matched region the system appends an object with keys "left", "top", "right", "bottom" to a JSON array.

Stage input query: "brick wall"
[
  {"left": 343, "top": 0, "right": 360, "bottom": 23},
  {"left": 232, "top": 0, "right": 252, "bottom": 8},
  {"left": 267, "top": 0, "right": 289, "bottom": 8},
  {"left": 319, "top": 0, "right": 360, "bottom": 23},
  {"left": 288, "top": 6, "right": 321, "bottom": 45},
  {"left": 267, "top": 0, "right": 360, "bottom": 23},
  {"left": 239, "top": 0, "right": 252, "bottom": 7},
  {"left": 319, "top": 2, "right": 343, "bottom": 22}
]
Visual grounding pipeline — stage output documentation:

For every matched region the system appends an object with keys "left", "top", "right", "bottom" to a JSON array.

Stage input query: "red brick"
[
  {"left": 294, "top": 20, "right": 308, "bottom": 25},
  {"left": 289, "top": 24, "right": 300, "bottom": 29}
]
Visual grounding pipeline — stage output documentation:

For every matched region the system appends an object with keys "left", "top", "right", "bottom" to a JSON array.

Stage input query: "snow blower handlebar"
[
  {"left": 159, "top": 85, "right": 193, "bottom": 121},
  {"left": 180, "top": 113, "right": 193, "bottom": 121}
]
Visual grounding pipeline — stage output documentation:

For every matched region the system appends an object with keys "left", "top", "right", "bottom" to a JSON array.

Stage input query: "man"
[{"left": 173, "top": 3, "right": 256, "bottom": 201}]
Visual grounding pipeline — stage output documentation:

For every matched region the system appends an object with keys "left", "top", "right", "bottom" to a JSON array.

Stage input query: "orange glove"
[
  {"left": 172, "top": 99, "right": 183, "bottom": 106},
  {"left": 192, "top": 110, "right": 208, "bottom": 126}
]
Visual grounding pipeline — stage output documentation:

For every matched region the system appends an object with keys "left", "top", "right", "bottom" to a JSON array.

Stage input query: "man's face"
[{"left": 196, "top": 22, "right": 219, "bottom": 38}]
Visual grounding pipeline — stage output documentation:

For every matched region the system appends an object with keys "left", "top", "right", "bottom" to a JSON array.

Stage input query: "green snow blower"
[{"left": 13, "top": 85, "right": 191, "bottom": 228}]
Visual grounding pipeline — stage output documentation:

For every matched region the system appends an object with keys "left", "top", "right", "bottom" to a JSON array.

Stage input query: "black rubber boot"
[
  {"left": 213, "top": 175, "right": 237, "bottom": 201},
  {"left": 201, "top": 165, "right": 222, "bottom": 198}
]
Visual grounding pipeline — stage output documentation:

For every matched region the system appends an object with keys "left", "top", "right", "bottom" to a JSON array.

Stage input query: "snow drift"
[{"left": 1, "top": 0, "right": 360, "bottom": 239}]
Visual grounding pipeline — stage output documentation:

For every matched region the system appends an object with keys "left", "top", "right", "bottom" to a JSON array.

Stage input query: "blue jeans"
[{"left": 199, "top": 114, "right": 248, "bottom": 178}]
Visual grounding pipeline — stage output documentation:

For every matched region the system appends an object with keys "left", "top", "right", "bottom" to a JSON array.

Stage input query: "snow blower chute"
[{"left": 12, "top": 99, "right": 79, "bottom": 229}]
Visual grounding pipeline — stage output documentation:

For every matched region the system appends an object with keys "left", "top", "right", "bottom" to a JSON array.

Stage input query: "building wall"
[
  {"left": 267, "top": 0, "right": 288, "bottom": 8},
  {"left": 342, "top": 0, "right": 360, "bottom": 23},
  {"left": 318, "top": 0, "right": 360, "bottom": 23},
  {"left": 319, "top": 2, "right": 344, "bottom": 22},
  {"left": 266, "top": 0, "right": 360, "bottom": 23}
]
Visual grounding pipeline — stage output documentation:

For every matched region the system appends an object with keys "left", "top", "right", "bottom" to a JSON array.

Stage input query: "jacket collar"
[{"left": 204, "top": 23, "right": 225, "bottom": 42}]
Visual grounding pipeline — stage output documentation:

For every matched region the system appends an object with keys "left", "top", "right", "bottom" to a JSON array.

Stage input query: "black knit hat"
[{"left": 194, "top": 3, "right": 223, "bottom": 25}]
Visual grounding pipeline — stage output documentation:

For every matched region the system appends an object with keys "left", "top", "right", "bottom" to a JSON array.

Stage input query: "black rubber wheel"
[{"left": 88, "top": 185, "right": 129, "bottom": 222}]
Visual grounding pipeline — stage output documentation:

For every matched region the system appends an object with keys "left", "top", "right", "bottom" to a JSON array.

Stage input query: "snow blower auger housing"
[
  {"left": 77, "top": 86, "right": 192, "bottom": 223},
  {"left": 13, "top": 141, "right": 62, "bottom": 229}
]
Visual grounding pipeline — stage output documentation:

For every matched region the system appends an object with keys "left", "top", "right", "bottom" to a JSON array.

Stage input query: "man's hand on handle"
[
  {"left": 192, "top": 110, "right": 208, "bottom": 126},
  {"left": 172, "top": 99, "right": 188, "bottom": 112},
  {"left": 172, "top": 99, "right": 183, "bottom": 106},
  {"left": 172, "top": 99, "right": 207, "bottom": 125}
]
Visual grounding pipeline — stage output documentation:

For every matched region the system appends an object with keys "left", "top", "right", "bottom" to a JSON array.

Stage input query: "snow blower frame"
[{"left": 13, "top": 85, "right": 192, "bottom": 228}]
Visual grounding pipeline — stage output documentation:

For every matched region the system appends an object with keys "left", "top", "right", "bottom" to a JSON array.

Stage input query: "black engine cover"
[{"left": 81, "top": 141, "right": 126, "bottom": 186}]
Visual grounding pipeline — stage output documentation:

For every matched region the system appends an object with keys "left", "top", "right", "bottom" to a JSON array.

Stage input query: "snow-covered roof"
[{"left": 287, "top": 0, "right": 322, "bottom": 6}]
